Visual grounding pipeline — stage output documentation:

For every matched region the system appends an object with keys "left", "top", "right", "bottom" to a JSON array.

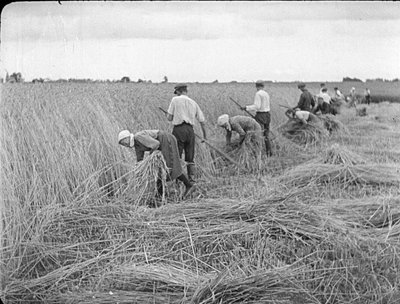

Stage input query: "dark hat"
[
  {"left": 174, "top": 83, "right": 187, "bottom": 94},
  {"left": 255, "top": 80, "right": 264, "bottom": 87},
  {"left": 297, "top": 83, "right": 306, "bottom": 89}
]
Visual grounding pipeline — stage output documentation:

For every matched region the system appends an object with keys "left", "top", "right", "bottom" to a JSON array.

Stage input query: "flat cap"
[
  {"left": 297, "top": 83, "right": 306, "bottom": 89},
  {"left": 255, "top": 80, "right": 264, "bottom": 87},
  {"left": 174, "top": 83, "right": 187, "bottom": 90},
  {"left": 174, "top": 83, "right": 187, "bottom": 94}
]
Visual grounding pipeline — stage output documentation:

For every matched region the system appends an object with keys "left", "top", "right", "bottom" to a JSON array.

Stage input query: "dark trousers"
[
  {"left": 172, "top": 123, "right": 195, "bottom": 163},
  {"left": 254, "top": 112, "right": 272, "bottom": 155}
]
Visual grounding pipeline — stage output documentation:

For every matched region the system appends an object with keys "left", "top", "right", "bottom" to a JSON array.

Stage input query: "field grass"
[{"left": 1, "top": 82, "right": 400, "bottom": 303}]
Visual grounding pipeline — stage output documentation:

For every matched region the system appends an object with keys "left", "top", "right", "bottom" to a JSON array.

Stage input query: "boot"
[
  {"left": 177, "top": 174, "right": 195, "bottom": 199},
  {"left": 265, "top": 139, "right": 273, "bottom": 157},
  {"left": 187, "top": 163, "right": 196, "bottom": 183}
]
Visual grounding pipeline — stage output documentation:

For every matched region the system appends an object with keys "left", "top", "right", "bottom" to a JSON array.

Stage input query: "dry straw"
[
  {"left": 278, "top": 119, "right": 329, "bottom": 146},
  {"left": 280, "top": 144, "right": 400, "bottom": 187},
  {"left": 226, "top": 132, "right": 263, "bottom": 172},
  {"left": 319, "top": 114, "right": 349, "bottom": 135},
  {"left": 117, "top": 151, "right": 168, "bottom": 206}
]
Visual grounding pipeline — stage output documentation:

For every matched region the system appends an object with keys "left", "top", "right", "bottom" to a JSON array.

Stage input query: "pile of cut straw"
[
  {"left": 322, "top": 143, "right": 367, "bottom": 165},
  {"left": 280, "top": 144, "right": 400, "bottom": 187},
  {"left": 192, "top": 267, "right": 313, "bottom": 304},
  {"left": 319, "top": 114, "right": 349, "bottom": 135},
  {"left": 278, "top": 119, "right": 329, "bottom": 146}
]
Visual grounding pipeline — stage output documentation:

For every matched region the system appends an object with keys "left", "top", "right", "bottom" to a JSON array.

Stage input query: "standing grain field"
[{"left": 1, "top": 82, "right": 400, "bottom": 304}]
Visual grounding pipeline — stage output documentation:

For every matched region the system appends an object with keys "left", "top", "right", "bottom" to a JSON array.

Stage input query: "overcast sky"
[{"left": 1, "top": 1, "right": 400, "bottom": 82}]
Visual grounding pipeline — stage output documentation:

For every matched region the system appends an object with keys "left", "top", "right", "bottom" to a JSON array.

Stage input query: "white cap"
[
  {"left": 118, "top": 130, "right": 131, "bottom": 143},
  {"left": 217, "top": 114, "right": 229, "bottom": 126},
  {"left": 217, "top": 114, "right": 231, "bottom": 131}
]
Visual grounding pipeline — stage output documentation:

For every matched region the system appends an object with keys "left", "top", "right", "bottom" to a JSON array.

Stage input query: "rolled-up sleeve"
[
  {"left": 195, "top": 104, "right": 206, "bottom": 123},
  {"left": 246, "top": 93, "right": 261, "bottom": 112}
]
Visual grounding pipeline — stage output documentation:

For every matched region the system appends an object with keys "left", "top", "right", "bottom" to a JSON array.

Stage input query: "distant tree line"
[
  {"left": 366, "top": 78, "right": 399, "bottom": 82},
  {"left": 2, "top": 72, "right": 399, "bottom": 84}
]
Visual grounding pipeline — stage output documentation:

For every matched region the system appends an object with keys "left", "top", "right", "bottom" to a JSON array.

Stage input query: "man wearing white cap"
[
  {"left": 217, "top": 114, "right": 262, "bottom": 147},
  {"left": 240, "top": 80, "right": 272, "bottom": 156},
  {"left": 118, "top": 129, "right": 194, "bottom": 199},
  {"left": 166, "top": 83, "right": 207, "bottom": 183}
]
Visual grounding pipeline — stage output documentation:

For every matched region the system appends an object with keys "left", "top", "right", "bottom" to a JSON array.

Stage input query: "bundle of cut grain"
[
  {"left": 278, "top": 119, "right": 329, "bottom": 146},
  {"left": 322, "top": 143, "right": 367, "bottom": 165},
  {"left": 356, "top": 107, "right": 367, "bottom": 116},
  {"left": 280, "top": 163, "right": 400, "bottom": 188},
  {"left": 319, "top": 115, "right": 349, "bottom": 135},
  {"left": 331, "top": 98, "right": 345, "bottom": 114},
  {"left": 119, "top": 151, "right": 168, "bottom": 206},
  {"left": 226, "top": 133, "right": 262, "bottom": 172}
]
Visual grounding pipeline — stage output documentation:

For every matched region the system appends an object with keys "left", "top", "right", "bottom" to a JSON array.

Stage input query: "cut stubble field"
[{"left": 1, "top": 81, "right": 400, "bottom": 303}]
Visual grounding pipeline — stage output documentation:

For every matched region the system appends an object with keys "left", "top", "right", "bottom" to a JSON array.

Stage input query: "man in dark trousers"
[
  {"left": 166, "top": 83, "right": 207, "bottom": 183},
  {"left": 241, "top": 80, "right": 273, "bottom": 156},
  {"left": 296, "top": 83, "right": 315, "bottom": 111}
]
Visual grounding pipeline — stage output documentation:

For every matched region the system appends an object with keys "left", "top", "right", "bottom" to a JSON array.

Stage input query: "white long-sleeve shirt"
[
  {"left": 167, "top": 95, "right": 205, "bottom": 126},
  {"left": 246, "top": 90, "right": 270, "bottom": 112}
]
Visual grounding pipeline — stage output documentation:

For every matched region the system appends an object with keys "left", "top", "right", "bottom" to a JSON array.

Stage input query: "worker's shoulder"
[
  {"left": 257, "top": 89, "right": 270, "bottom": 97},
  {"left": 232, "top": 115, "right": 257, "bottom": 125},
  {"left": 172, "top": 95, "right": 198, "bottom": 104}
]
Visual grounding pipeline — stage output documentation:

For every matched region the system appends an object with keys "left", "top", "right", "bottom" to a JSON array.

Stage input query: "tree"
[
  {"left": 162, "top": 76, "right": 168, "bottom": 83},
  {"left": 8, "top": 72, "right": 23, "bottom": 83},
  {"left": 121, "top": 76, "right": 130, "bottom": 83},
  {"left": 342, "top": 77, "right": 362, "bottom": 82}
]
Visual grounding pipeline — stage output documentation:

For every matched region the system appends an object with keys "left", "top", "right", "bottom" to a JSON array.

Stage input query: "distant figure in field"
[
  {"left": 285, "top": 108, "right": 320, "bottom": 125},
  {"left": 314, "top": 87, "right": 336, "bottom": 115},
  {"left": 334, "top": 87, "right": 345, "bottom": 101},
  {"left": 217, "top": 114, "right": 262, "bottom": 147},
  {"left": 118, "top": 129, "right": 194, "bottom": 198},
  {"left": 349, "top": 87, "right": 357, "bottom": 105},
  {"left": 166, "top": 83, "right": 207, "bottom": 183},
  {"left": 295, "top": 83, "right": 315, "bottom": 112},
  {"left": 241, "top": 80, "right": 272, "bottom": 156},
  {"left": 319, "top": 83, "right": 326, "bottom": 94},
  {"left": 364, "top": 88, "right": 371, "bottom": 105}
]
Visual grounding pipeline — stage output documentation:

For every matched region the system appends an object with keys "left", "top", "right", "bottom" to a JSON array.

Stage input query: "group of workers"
[
  {"left": 117, "top": 80, "right": 366, "bottom": 200},
  {"left": 117, "top": 81, "right": 272, "bottom": 199}
]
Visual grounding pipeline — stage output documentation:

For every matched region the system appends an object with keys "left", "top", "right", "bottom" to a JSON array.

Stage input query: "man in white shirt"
[
  {"left": 241, "top": 80, "right": 272, "bottom": 156},
  {"left": 315, "top": 87, "right": 335, "bottom": 115},
  {"left": 167, "top": 83, "right": 207, "bottom": 182},
  {"left": 334, "top": 87, "right": 345, "bottom": 101}
]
